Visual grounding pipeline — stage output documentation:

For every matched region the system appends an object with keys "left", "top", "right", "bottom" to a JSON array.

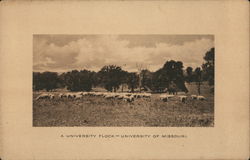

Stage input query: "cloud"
[{"left": 33, "top": 35, "right": 214, "bottom": 72}]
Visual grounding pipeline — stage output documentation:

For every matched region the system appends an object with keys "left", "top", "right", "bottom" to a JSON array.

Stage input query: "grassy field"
[{"left": 33, "top": 83, "right": 214, "bottom": 127}]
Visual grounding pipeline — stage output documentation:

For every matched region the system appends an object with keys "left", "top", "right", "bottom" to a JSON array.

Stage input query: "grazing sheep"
[
  {"left": 88, "top": 92, "right": 96, "bottom": 96},
  {"left": 125, "top": 93, "right": 132, "bottom": 96},
  {"left": 123, "top": 96, "right": 134, "bottom": 102},
  {"left": 197, "top": 95, "right": 206, "bottom": 100},
  {"left": 117, "top": 94, "right": 124, "bottom": 100},
  {"left": 167, "top": 95, "right": 174, "bottom": 98},
  {"left": 94, "top": 92, "right": 103, "bottom": 97},
  {"left": 105, "top": 94, "right": 114, "bottom": 99},
  {"left": 191, "top": 95, "right": 198, "bottom": 100},
  {"left": 59, "top": 93, "right": 67, "bottom": 98},
  {"left": 160, "top": 94, "right": 175, "bottom": 102},
  {"left": 35, "top": 93, "right": 50, "bottom": 100},
  {"left": 137, "top": 94, "right": 143, "bottom": 98},
  {"left": 160, "top": 97, "right": 168, "bottom": 102},
  {"left": 65, "top": 93, "right": 76, "bottom": 98},
  {"left": 48, "top": 94, "right": 55, "bottom": 99},
  {"left": 179, "top": 95, "right": 187, "bottom": 103},
  {"left": 160, "top": 94, "right": 169, "bottom": 102},
  {"left": 129, "top": 94, "right": 137, "bottom": 98},
  {"left": 143, "top": 93, "right": 152, "bottom": 98},
  {"left": 75, "top": 94, "right": 83, "bottom": 99},
  {"left": 58, "top": 93, "right": 63, "bottom": 98}
]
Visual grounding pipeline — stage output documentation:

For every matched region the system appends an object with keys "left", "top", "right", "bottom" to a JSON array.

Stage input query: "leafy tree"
[
  {"left": 202, "top": 48, "right": 215, "bottom": 85},
  {"left": 90, "top": 71, "right": 99, "bottom": 87},
  {"left": 185, "top": 66, "right": 193, "bottom": 83},
  {"left": 33, "top": 72, "right": 60, "bottom": 91},
  {"left": 33, "top": 72, "right": 43, "bottom": 91},
  {"left": 151, "top": 68, "right": 168, "bottom": 92},
  {"left": 64, "top": 70, "right": 93, "bottom": 91},
  {"left": 58, "top": 72, "right": 67, "bottom": 88},
  {"left": 98, "top": 65, "right": 126, "bottom": 92},
  {"left": 141, "top": 69, "right": 153, "bottom": 91},
  {"left": 194, "top": 67, "right": 202, "bottom": 95},
  {"left": 151, "top": 60, "right": 188, "bottom": 93},
  {"left": 126, "top": 72, "right": 138, "bottom": 92}
]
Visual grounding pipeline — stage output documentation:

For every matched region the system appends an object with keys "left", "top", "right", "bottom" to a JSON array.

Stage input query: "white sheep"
[
  {"left": 179, "top": 95, "right": 187, "bottom": 103},
  {"left": 160, "top": 94, "right": 169, "bottom": 102},
  {"left": 48, "top": 94, "right": 55, "bottom": 99},
  {"left": 143, "top": 93, "right": 152, "bottom": 98},
  {"left": 81, "top": 92, "right": 88, "bottom": 96},
  {"left": 65, "top": 93, "right": 76, "bottom": 98},
  {"left": 35, "top": 93, "right": 50, "bottom": 100},
  {"left": 94, "top": 92, "right": 103, "bottom": 97},
  {"left": 75, "top": 94, "right": 83, "bottom": 99},
  {"left": 105, "top": 94, "right": 114, "bottom": 99},
  {"left": 117, "top": 93, "right": 128, "bottom": 100},
  {"left": 123, "top": 95, "right": 134, "bottom": 102},
  {"left": 59, "top": 93, "right": 67, "bottom": 98},
  {"left": 191, "top": 95, "right": 198, "bottom": 100},
  {"left": 197, "top": 95, "right": 206, "bottom": 100}
]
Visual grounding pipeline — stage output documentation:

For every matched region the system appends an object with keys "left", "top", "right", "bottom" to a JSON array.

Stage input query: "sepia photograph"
[
  {"left": 1, "top": 0, "right": 249, "bottom": 159},
  {"left": 33, "top": 34, "right": 215, "bottom": 127}
]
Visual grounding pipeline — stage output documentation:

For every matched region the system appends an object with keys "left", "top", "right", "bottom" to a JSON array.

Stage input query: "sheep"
[
  {"left": 191, "top": 95, "right": 198, "bottom": 100},
  {"left": 104, "top": 94, "right": 114, "bottom": 99},
  {"left": 143, "top": 93, "right": 152, "bottom": 98},
  {"left": 48, "top": 94, "right": 55, "bottom": 99},
  {"left": 160, "top": 94, "right": 169, "bottom": 102},
  {"left": 197, "top": 95, "right": 206, "bottom": 100},
  {"left": 58, "top": 93, "right": 63, "bottom": 98},
  {"left": 72, "top": 94, "right": 82, "bottom": 99},
  {"left": 75, "top": 92, "right": 83, "bottom": 96},
  {"left": 88, "top": 92, "right": 96, "bottom": 96},
  {"left": 102, "top": 92, "right": 109, "bottom": 97},
  {"left": 160, "top": 97, "right": 168, "bottom": 102},
  {"left": 59, "top": 93, "right": 67, "bottom": 98},
  {"left": 125, "top": 93, "right": 132, "bottom": 96},
  {"left": 113, "top": 94, "right": 120, "bottom": 98},
  {"left": 117, "top": 94, "right": 124, "bottom": 100},
  {"left": 130, "top": 94, "right": 137, "bottom": 98},
  {"left": 35, "top": 93, "right": 50, "bottom": 100},
  {"left": 179, "top": 95, "right": 187, "bottom": 103},
  {"left": 136, "top": 94, "right": 143, "bottom": 98},
  {"left": 94, "top": 92, "right": 103, "bottom": 97},
  {"left": 65, "top": 93, "right": 76, "bottom": 99},
  {"left": 160, "top": 94, "right": 175, "bottom": 100},
  {"left": 81, "top": 92, "right": 89, "bottom": 96},
  {"left": 123, "top": 95, "right": 134, "bottom": 102},
  {"left": 167, "top": 95, "right": 174, "bottom": 98}
]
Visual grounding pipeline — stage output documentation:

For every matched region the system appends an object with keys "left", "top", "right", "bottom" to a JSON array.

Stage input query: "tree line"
[{"left": 33, "top": 48, "right": 214, "bottom": 94}]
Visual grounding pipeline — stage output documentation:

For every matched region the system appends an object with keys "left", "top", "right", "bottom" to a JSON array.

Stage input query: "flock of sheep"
[
  {"left": 160, "top": 94, "right": 205, "bottom": 103},
  {"left": 35, "top": 92, "right": 151, "bottom": 102},
  {"left": 35, "top": 91, "right": 206, "bottom": 103}
]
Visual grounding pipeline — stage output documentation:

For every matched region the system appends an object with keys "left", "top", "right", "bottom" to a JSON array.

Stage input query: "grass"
[{"left": 33, "top": 83, "right": 214, "bottom": 127}]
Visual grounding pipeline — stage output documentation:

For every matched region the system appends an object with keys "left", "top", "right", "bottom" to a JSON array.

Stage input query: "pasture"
[{"left": 33, "top": 83, "right": 214, "bottom": 127}]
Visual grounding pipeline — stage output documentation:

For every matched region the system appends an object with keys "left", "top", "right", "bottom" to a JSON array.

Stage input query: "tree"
[
  {"left": 136, "top": 63, "right": 143, "bottom": 92},
  {"left": 141, "top": 69, "right": 153, "bottom": 91},
  {"left": 33, "top": 72, "right": 43, "bottom": 91},
  {"left": 90, "top": 71, "right": 99, "bottom": 87},
  {"left": 98, "top": 65, "right": 126, "bottom": 92},
  {"left": 33, "top": 72, "right": 60, "bottom": 91},
  {"left": 126, "top": 72, "right": 138, "bottom": 92},
  {"left": 151, "top": 68, "right": 168, "bottom": 92},
  {"left": 202, "top": 48, "right": 215, "bottom": 85},
  {"left": 185, "top": 67, "right": 193, "bottom": 83},
  {"left": 151, "top": 60, "right": 188, "bottom": 93},
  {"left": 64, "top": 70, "right": 93, "bottom": 91},
  {"left": 194, "top": 67, "right": 202, "bottom": 95}
]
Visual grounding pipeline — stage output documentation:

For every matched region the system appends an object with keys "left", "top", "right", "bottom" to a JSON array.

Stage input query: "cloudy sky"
[{"left": 33, "top": 34, "right": 214, "bottom": 72}]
